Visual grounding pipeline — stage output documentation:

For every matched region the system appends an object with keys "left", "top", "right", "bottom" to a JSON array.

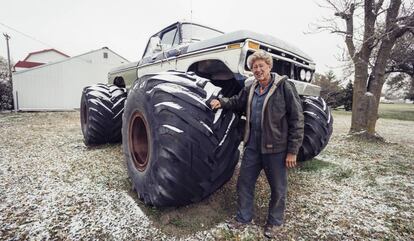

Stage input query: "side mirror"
[
  {"left": 150, "top": 36, "right": 162, "bottom": 53},
  {"left": 155, "top": 42, "right": 162, "bottom": 53}
]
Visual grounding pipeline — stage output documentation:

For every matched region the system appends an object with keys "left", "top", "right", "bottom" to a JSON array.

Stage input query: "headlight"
[
  {"left": 300, "top": 69, "right": 306, "bottom": 81},
  {"left": 305, "top": 70, "right": 312, "bottom": 82}
]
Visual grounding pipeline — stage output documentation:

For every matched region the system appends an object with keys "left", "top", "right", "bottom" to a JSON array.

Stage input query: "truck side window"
[
  {"left": 143, "top": 36, "right": 162, "bottom": 58},
  {"left": 160, "top": 28, "right": 178, "bottom": 50}
]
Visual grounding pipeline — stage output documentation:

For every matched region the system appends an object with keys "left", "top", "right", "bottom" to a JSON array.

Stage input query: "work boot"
[
  {"left": 226, "top": 217, "right": 250, "bottom": 230},
  {"left": 263, "top": 224, "right": 282, "bottom": 239}
]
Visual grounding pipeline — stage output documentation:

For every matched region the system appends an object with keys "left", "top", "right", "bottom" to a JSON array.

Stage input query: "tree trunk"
[
  {"left": 351, "top": 60, "right": 390, "bottom": 136},
  {"left": 348, "top": 0, "right": 405, "bottom": 138},
  {"left": 366, "top": 22, "right": 399, "bottom": 135},
  {"left": 365, "top": 90, "right": 378, "bottom": 135},
  {"left": 350, "top": 61, "right": 369, "bottom": 133}
]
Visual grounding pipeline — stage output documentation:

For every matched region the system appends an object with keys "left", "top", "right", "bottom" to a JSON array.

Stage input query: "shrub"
[
  {"left": 343, "top": 81, "right": 353, "bottom": 111},
  {"left": 0, "top": 79, "right": 13, "bottom": 110}
]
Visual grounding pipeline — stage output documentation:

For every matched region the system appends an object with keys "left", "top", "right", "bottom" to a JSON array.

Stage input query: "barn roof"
[
  {"left": 14, "top": 61, "right": 45, "bottom": 69},
  {"left": 23, "top": 49, "right": 70, "bottom": 61}
]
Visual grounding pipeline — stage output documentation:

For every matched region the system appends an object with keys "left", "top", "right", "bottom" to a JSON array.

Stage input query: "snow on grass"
[
  {"left": 0, "top": 112, "right": 165, "bottom": 240},
  {"left": 0, "top": 111, "right": 413, "bottom": 240}
]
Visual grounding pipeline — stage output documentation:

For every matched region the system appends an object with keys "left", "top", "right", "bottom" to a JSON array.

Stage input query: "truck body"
[{"left": 108, "top": 22, "right": 320, "bottom": 98}]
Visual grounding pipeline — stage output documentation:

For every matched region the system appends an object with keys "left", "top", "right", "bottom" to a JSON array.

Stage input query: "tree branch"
[
  {"left": 361, "top": 0, "right": 377, "bottom": 60},
  {"left": 369, "top": 0, "right": 403, "bottom": 90},
  {"left": 331, "top": 30, "right": 348, "bottom": 34},
  {"left": 324, "top": 0, "right": 342, "bottom": 13},
  {"left": 374, "top": 0, "right": 385, "bottom": 15},
  {"left": 394, "top": 12, "right": 414, "bottom": 38},
  {"left": 335, "top": 2, "right": 357, "bottom": 59}
]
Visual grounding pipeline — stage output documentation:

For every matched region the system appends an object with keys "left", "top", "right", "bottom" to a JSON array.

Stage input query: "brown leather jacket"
[{"left": 219, "top": 73, "right": 304, "bottom": 154}]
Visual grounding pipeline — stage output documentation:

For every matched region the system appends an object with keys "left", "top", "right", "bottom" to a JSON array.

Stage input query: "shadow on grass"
[
  {"left": 128, "top": 175, "right": 238, "bottom": 237},
  {"left": 83, "top": 143, "right": 121, "bottom": 150},
  {"left": 82, "top": 143, "right": 238, "bottom": 236},
  {"left": 128, "top": 159, "right": 338, "bottom": 236}
]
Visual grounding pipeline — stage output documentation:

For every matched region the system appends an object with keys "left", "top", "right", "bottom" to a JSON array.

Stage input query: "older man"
[{"left": 210, "top": 50, "right": 304, "bottom": 238}]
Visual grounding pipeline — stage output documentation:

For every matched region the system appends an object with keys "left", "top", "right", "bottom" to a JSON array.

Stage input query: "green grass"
[
  {"left": 378, "top": 103, "right": 414, "bottom": 121},
  {"left": 332, "top": 109, "right": 352, "bottom": 116},
  {"left": 333, "top": 103, "right": 414, "bottom": 121},
  {"left": 299, "top": 159, "right": 354, "bottom": 183},
  {"left": 147, "top": 206, "right": 162, "bottom": 220},
  {"left": 169, "top": 218, "right": 187, "bottom": 228},
  {"left": 299, "top": 159, "right": 335, "bottom": 172}
]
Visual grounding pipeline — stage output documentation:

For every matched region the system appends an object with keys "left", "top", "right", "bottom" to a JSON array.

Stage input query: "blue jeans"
[{"left": 236, "top": 130, "right": 287, "bottom": 226}]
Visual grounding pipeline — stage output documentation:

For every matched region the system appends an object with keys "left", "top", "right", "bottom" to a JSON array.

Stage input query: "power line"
[{"left": 0, "top": 22, "right": 54, "bottom": 48}]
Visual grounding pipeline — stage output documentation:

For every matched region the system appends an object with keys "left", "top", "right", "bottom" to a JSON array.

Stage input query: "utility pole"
[
  {"left": 3, "top": 33, "right": 12, "bottom": 83},
  {"left": 3, "top": 33, "right": 14, "bottom": 111}
]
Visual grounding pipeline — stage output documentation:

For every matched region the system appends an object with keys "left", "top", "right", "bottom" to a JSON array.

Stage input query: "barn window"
[{"left": 103, "top": 52, "right": 108, "bottom": 59}]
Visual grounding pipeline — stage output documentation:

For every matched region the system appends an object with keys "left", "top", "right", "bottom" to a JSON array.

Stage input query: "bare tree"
[{"left": 314, "top": 0, "right": 414, "bottom": 138}]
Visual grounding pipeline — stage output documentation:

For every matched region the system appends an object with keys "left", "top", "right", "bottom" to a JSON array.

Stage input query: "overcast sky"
[{"left": 0, "top": 0, "right": 346, "bottom": 76}]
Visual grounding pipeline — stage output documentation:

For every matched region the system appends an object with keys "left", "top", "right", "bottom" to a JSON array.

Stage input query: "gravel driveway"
[{"left": 1, "top": 111, "right": 413, "bottom": 240}]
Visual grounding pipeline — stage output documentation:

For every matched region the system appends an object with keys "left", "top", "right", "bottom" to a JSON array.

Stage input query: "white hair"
[{"left": 247, "top": 50, "right": 273, "bottom": 70}]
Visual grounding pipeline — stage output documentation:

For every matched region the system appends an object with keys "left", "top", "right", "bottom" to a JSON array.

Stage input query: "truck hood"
[{"left": 186, "top": 30, "right": 313, "bottom": 62}]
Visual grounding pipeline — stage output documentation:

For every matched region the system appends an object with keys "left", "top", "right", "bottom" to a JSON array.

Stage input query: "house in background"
[
  {"left": 13, "top": 47, "right": 129, "bottom": 111},
  {"left": 14, "top": 49, "right": 70, "bottom": 72}
]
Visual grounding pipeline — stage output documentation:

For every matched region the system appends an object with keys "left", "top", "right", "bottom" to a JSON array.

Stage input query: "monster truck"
[{"left": 80, "top": 22, "right": 333, "bottom": 206}]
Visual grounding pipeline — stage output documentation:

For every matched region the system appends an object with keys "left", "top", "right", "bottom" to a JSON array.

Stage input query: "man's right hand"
[{"left": 210, "top": 99, "right": 221, "bottom": 110}]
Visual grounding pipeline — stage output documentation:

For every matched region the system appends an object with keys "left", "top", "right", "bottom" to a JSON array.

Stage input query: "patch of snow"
[
  {"left": 303, "top": 110, "right": 318, "bottom": 117},
  {"left": 87, "top": 90, "right": 111, "bottom": 102},
  {"left": 200, "top": 121, "right": 213, "bottom": 134},
  {"left": 147, "top": 83, "right": 207, "bottom": 108},
  {"left": 162, "top": 124, "right": 184, "bottom": 133},
  {"left": 153, "top": 72, "right": 222, "bottom": 103},
  {"left": 304, "top": 99, "right": 325, "bottom": 115},
  {"left": 152, "top": 73, "right": 199, "bottom": 89},
  {"left": 218, "top": 114, "right": 235, "bottom": 146},
  {"left": 155, "top": 102, "right": 182, "bottom": 110},
  {"left": 213, "top": 109, "right": 223, "bottom": 124},
  {"left": 89, "top": 99, "right": 112, "bottom": 113}
]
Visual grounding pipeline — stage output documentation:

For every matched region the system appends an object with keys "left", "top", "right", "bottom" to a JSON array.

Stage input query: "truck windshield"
[{"left": 181, "top": 24, "right": 223, "bottom": 43}]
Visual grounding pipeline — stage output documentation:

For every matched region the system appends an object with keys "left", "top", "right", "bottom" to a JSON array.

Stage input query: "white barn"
[{"left": 13, "top": 47, "right": 129, "bottom": 111}]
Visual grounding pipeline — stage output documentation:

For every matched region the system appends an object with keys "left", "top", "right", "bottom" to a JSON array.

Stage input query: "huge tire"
[
  {"left": 298, "top": 96, "right": 333, "bottom": 162},
  {"left": 123, "top": 71, "right": 241, "bottom": 207},
  {"left": 80, "top": 83, "right": 127, "bottom": 145}
]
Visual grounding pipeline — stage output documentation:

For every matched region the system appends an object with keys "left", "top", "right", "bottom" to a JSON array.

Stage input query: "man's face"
[{"left": 252, "top": 59, "right": 271, "bottom": 82}]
